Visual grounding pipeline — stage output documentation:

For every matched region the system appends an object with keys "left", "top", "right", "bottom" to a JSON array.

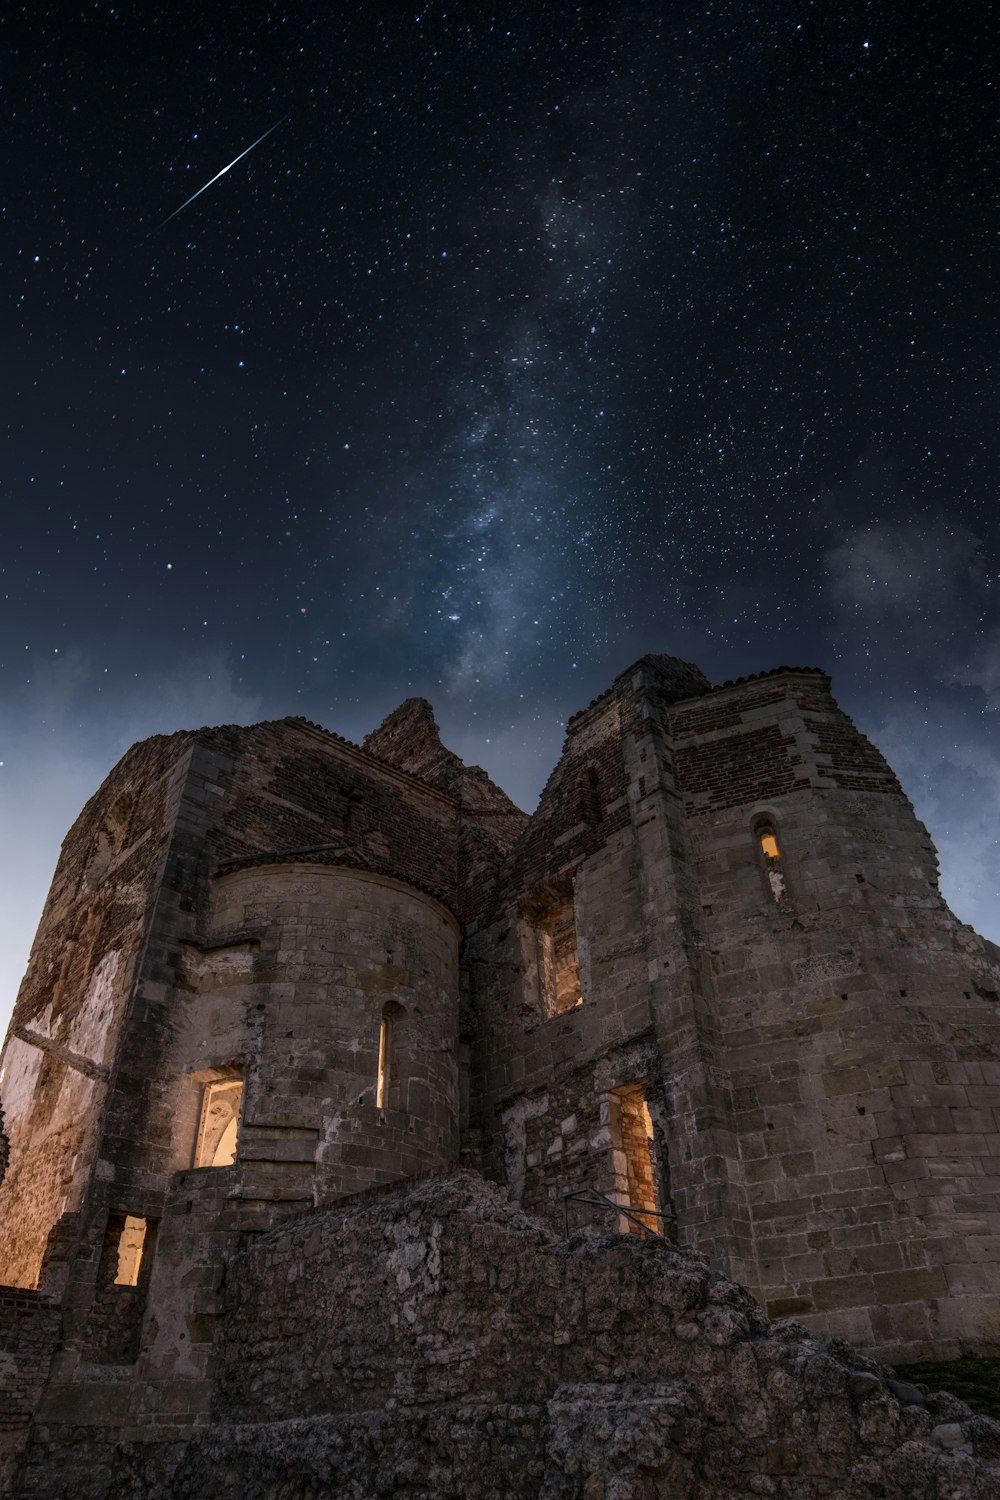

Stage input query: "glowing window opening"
[
  {"left": 193, "top": 1079, "right": 243, "bottom": 1168},
  {"left": 538, "top": 899, "right": 583, "bottom": 1017},
  {"left": 376, "top": 1016, "right": 388, "bottom": 1109},
  {"left": 114, "top": 1216, "right": 147, "bottom": 1286},
  {"left": 609, "top": 1084, "right": 660, "bottom": 1237},
  {"left": 212, "top": 1115, "right": 239, "bottom": 1166}
]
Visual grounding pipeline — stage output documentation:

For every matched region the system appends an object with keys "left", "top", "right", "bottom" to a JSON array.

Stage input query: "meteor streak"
[{"left": 158, "top": 116, "right": 288, "bottom": 228}]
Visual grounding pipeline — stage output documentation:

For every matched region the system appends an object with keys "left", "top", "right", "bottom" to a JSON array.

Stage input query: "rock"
[
  {"left": 932, "top": 1422, "right": 968, "bottom": 1449},
  {"left": 886, "top": 1378, "right": 926, "bottom": 1406}
]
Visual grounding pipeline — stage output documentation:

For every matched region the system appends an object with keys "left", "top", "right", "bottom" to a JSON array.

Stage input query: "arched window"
[
  {"left": 376, "top": 1002, "right": 406, "bottom": 1110},
  {"left": 754, "top": 818, "right": 788, "bottom": 904},
  {"left": 376, "top": 1015, "right": 389, "bottom": 1109}
]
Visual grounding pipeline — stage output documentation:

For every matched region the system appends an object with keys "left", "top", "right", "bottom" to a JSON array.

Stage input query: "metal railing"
[{"left": 562, "top": 1185, "right": 673, "bottom": 1240}]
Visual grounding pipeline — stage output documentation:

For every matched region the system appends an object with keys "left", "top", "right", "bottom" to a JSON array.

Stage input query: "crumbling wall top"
[{"left": 364, "top": 697, "right": 526, "bottom": 820}]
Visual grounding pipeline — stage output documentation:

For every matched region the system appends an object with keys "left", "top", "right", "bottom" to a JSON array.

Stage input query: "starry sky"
[{"left": 2, "top": 1, "right": 999, "bottom": 1027}]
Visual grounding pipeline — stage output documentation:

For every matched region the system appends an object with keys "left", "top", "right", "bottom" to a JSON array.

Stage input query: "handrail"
[{"left": 562, "top": 1185, "right": 673, "bottom": 1240}]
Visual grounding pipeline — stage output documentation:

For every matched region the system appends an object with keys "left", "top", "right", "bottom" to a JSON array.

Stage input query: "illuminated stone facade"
[{"left": 1, "top": 654, "right": 999, "bottom": 1495}]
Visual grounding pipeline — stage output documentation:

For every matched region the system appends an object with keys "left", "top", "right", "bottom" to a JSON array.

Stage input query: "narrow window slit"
[
  {"left": 538, "top": 901, "right": 582, "bottom": 1017},
  {"left": 375, "top": 1002, "right": 406, "bottom": 1111},
  {"left": 609, "top": 1083, "right": 661, "bottom": 1236},
  {"left": 756, "top": 821, "right": 787, "bottom": 904},
  {"left": 376, "top": 1015, "right": 389, "bottom": 1109}
]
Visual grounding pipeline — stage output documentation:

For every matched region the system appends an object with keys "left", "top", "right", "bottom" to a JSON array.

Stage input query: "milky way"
[{"left": 2, "top": 3, "right": 999, "bottom": 1022}]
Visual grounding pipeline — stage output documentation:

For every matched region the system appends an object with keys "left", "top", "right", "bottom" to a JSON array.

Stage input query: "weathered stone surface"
[
  {"left": 1, "top": 652, "right": 1000, "bottom": 1494},
  {"left": 12, "top": 1176, "right": 1000, "bottom": 1498},
  {"left": 0, "top": 1288, "right": 61, "bottom": 1493}
]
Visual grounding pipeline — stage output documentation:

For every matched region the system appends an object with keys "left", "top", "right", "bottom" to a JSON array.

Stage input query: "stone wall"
[
  {"left": 466, "top": 659, "right": 1000, "bottom": 1359},
  {"left": 677, "top": 675, "right": 1000, "bottom": 1356},
  {"left": 12, "top": 1176, "right": 1000, "bottom": 1499},
  {"left": 208, "top": 718, "right": 464, "bottom": 913},
  {"left": 0, "top": 731, "right": 189, "bottom": 1287},
  {"left": 196, "top": 861, "right": 462, "bottom": 1200},
  {"left": 362, "top": 696, "right": 528, "bottom": 923},
  {"left": 465, "top": 657, "right": 757, "bottom": 1286},
  {"left": 0, "top": 703, "right": 521, "bottom": 1429},
  {"left": 5, "top": 653, "right": 1000, "bottom": 1494},
  {"left": 668, "top": 668, "right": 901, "bottom": 815},
  {"left": 0, "top": 1288, "right": 61, "bottom": 1492}
]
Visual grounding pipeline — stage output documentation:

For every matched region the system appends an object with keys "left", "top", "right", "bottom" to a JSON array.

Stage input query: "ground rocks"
[{"left": 14, "top": 1174, "right": 1000, "bottom": 1498}]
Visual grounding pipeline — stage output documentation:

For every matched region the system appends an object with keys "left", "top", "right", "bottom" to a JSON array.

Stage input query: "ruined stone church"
[{"left": 1, "top": 653, "right": 999, "bottom": 1497}]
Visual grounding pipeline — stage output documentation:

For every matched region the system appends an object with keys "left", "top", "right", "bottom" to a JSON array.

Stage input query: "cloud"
[
  {"left": 115, "top": 651, "right": 263, "bottom": 741},
  {"left": 825, "top": 519, "right": 984, "bottom": 615},
  {"left": 954, "top": 626, "right": 1000, "bottom": 712}
]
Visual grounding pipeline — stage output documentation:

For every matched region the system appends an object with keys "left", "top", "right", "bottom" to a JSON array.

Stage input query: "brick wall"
[{"left": 0, "top": 1286, "right": 61, "bottom": 1491}]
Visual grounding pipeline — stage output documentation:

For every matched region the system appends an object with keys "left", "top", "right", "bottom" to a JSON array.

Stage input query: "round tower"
[{"left": 207, "top": 860, "right": 461, "bottom": 1200}]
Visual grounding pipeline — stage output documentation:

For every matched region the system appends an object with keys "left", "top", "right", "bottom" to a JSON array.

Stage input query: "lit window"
[
  {"left": 114, "top": 1216, "right": 147, "bottom": 1286},
  {"left": 376, "top": 1015, "right": 389, "bottom": 1109},
  {"left": 375, "top": 1003, "right": 407, "bottom": 1109},
  {"left": 538, "top": 900, "right": 583, "bottom": 1017},
  {"left": 212, "top": 1114, "right": 238, "bottom": 1165},
  {"left": 609, "top": 1084, "right": 660, "bottom": 1236},
  {"left": 756, "top": 823, "right": 787, "bottom": 903},
  {"left": 193, "top": 1079, "right": 243, "bottom": 1167}
]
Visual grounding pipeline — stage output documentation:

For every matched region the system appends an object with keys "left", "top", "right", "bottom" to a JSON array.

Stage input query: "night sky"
[{"left": 3, "top": 2, "right": 999, "bottom": 1026}]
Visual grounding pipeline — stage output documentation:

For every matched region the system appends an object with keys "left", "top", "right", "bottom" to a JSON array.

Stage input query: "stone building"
[{"left": 1, "top": 653, "right": 999, "bottom": 1497}]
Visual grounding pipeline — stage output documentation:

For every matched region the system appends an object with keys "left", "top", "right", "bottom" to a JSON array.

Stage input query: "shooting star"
[{"left": 157, "top": 115, "right": 289, "bottom": 229}]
